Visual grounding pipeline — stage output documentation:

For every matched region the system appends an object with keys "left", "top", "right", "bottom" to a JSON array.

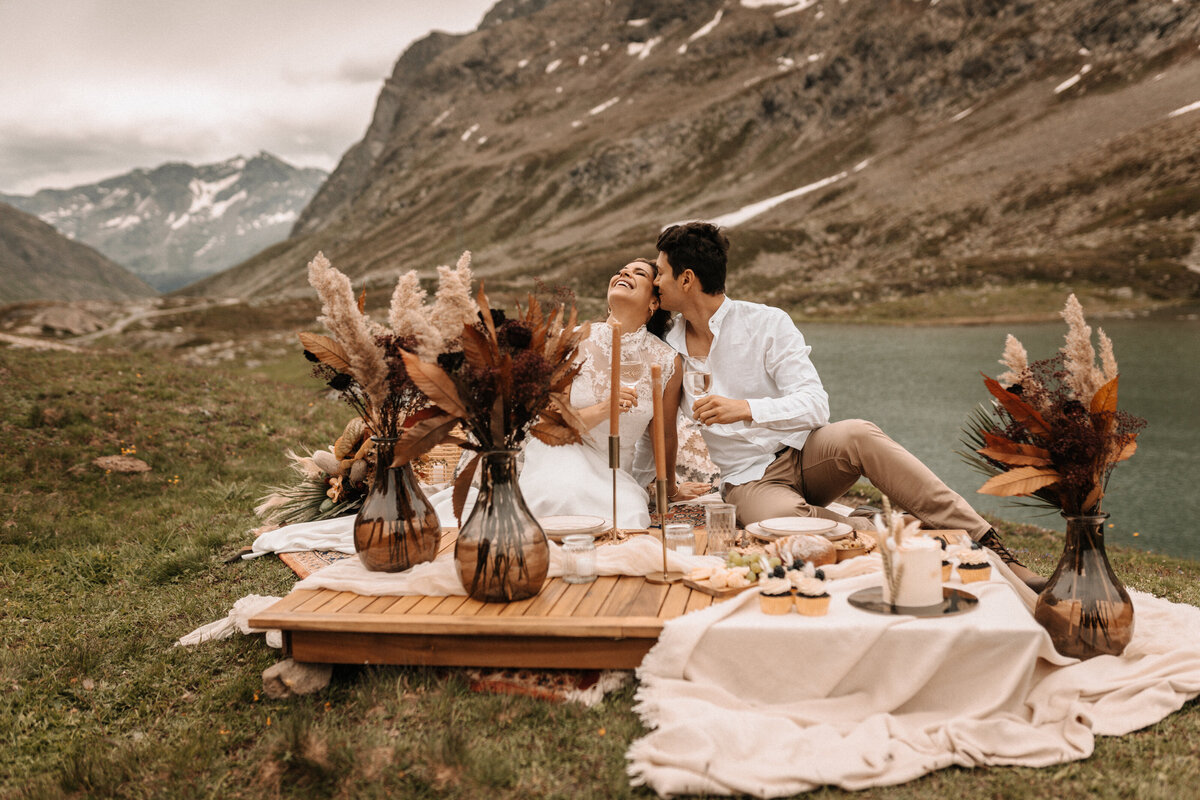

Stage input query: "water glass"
[
  {"left": 561, "top": 534, "right": 597, "bottom": 584},
  {"left": 664, "top": 522, "right": 695, "bottom": 556},
  {"left": 705, "top": 503, "right": 737, "bottom": 556}
]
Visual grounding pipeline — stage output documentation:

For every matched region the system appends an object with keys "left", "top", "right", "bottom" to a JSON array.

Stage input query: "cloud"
[{"left": 0, "top": 0, "right": 495, "bottom": 194}]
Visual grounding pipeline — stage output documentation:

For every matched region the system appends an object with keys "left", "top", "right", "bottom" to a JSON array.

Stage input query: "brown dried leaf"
[
  {"left": 549, "top": 391, "right": 590, "bottom": 437},
  {"left": 461, "top": 325, "right": 494, "bottom": 368},
  {"left": 978, "top": 466, "right": 1062, "bottom": 497},
  {"left": 400, "top": 352, "right": 467, "bottom": 418},
  {"left": 390, "top": 414, "right": 460, "bottom": 466},
  {"left": 530, "top": 420, "right": 579, "bottom": 446},
  {"left": 1090, "top": 375, "right": 1119, "bottom": 416},
  {"left": 357, "top": 288, "right": 366, "bottom": 314},
  {"left": 1110, "top": 437, "right": 1138, "bottom": 463},
  {"left": 452, "top": 452, "right": 482, "bottom": 525},
  {"left": 298, "top": 332, "right": 353, "bottom": 373},
  {"left": 976, "top": 445, "right": 1053, "bottom": 466},
  {"left": 490, "top": 393, "right": 505, "bottom": 445},
  {"left": 983, "top": 374, "right": 1050, "bottom": 436},
  {"left": 477, "top": 282, "right": 496, "bottom": 341}
]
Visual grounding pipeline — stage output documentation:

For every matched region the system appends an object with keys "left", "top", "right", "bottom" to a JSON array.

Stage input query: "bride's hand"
[
  {"left": 618, "top": 385, "right": 638, "bottom": 412},
  {"left": 670, "top": 481, "right": 716, "bottom": 502}
]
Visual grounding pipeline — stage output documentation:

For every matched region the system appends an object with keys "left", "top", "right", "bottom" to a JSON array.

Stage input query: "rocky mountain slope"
[
  {"left": 183, "top": 0, "right": 1200, "bottom": 321},
  {"left": 2, "top": 153, "right": 326, "bottom": 293},
  {"left": 0, "top": 202, "right": 156, "bottom": 304}
]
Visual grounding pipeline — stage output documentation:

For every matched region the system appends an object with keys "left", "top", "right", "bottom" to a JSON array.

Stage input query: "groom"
[{"left": 652, "top": 221, "right": 1046, "bottom": 591}]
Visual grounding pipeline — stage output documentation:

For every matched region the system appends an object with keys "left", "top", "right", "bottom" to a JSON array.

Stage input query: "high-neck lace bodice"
[{"left": 573, "top": 323, "right": 677, "bottom": 461}]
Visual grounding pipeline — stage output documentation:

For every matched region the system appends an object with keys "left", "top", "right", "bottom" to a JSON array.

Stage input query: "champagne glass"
[{"left": 684, "top": 357, "right": 712, "bottom": 399}]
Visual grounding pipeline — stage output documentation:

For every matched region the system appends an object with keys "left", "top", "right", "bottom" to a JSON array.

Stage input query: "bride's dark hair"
[{"left": 628, "top": 257, "right": 672, "bottom": 339}]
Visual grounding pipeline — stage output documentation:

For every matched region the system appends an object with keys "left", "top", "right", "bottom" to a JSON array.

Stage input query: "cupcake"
[
  {"left": 956, "top": 543, "right": 992, "bottom": 583},
  {"left": 791, "top": 569, "right": 830, "bottom": 616},
  {"left": 758, "top": 576, "right": 794, "bottom": 614}
]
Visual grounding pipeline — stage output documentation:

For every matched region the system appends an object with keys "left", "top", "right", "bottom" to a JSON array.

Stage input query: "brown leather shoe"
[{"left": 978, "top": 529, "right": 1048, "bottom": 593}]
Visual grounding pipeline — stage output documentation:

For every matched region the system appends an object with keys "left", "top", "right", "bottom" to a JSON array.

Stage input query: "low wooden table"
[{"left": 250, "top": 529, "right": 722, "bottom": 669}]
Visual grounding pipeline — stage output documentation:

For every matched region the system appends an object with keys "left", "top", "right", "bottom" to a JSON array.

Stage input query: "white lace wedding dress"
[{"left": 432, "top": 324, "right": 677, "bottom": 529}]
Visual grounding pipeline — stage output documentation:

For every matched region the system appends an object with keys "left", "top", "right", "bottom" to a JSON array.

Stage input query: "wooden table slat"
[
  {"left": 295, "top": 589, "right": 342, "bottom": 613},
  {"left": 569, "top": 575, "right": 621, "bottom": 618},
  {"left": 546, "top": 581, "right": 593, "bottom": 617},
  {"left": 595, "top": 576, "right": 648, "bottom": 617},
  {"left": 658, "top": 582, "right": 692, "bottom": 619}
]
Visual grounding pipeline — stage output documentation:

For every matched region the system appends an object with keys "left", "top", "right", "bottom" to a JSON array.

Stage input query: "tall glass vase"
[
  {"left": 353, "top": 436, "right": 442, "bottom": 572},
  {"left": 1034, "top": 512, "right": 1134, "bottom": 660},
  {"left": 454, "top": 449, "right": 549, "bottom": 602}
]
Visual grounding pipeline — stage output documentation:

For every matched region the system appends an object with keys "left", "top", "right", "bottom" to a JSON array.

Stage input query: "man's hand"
[{"left": 691, "top": 395, "right": 751, "bottom": 426}]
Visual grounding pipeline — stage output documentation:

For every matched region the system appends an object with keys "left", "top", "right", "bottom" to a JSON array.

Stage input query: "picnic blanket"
[{"left": 625, "top": 559, "right": 1200, "bottom": 796}]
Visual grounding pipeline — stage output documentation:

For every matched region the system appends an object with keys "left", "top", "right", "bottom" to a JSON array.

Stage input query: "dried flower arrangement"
[
  {"left": 257, "top": 252, "right": 481, "bottom": 526},
  {"left": 255, "top": 418, "right": 373, "bottom": 525},
  {"left": 397, "top": 286, "right": 593, "bottom": 523},
  {"left": 871, "top": 497, "right": 920, "bottom": 606},
  {"left": 960, "top": 294, "right": 1146, "bottom": 516},
  {"left": 300, "top": 251, "right": 480, "bottom": 441}
]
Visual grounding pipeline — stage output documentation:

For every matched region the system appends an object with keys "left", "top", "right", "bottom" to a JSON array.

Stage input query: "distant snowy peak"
[{"left": 5, "top": 153, "right": 326, "bottom": 292}]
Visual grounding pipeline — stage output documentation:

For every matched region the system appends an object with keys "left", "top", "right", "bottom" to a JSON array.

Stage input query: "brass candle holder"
[
  {"left": 644, "top": 478, "right": 683, "bottom": 584},
  {"left": 609, "top": 434, "right": 620, "bottom": 539}
]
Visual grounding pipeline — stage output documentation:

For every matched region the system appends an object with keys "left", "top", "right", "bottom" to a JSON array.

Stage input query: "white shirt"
[{"left": 664, "top": 297, "right": 829, "bottom": 487}]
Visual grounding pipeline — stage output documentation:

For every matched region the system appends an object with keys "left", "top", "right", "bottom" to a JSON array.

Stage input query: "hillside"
[
  {"left": 2, "top": 153, "right": 326, "bottom": 293},
  {"left": 182, "top": 0, "right": 1200, "bottom": 320},
  {"left": 0, "top": 202, "right": 156, "bottom": 304}
]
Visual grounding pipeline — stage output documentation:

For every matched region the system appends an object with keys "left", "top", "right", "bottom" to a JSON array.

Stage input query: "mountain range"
[
  {"left": 180, "top": 0, "right": 1200, "bottom": 320},
  {"left": 1, "top": 153, "right": 326, "bottom": 293},
  {"left": 0, "top": 202, "right": 156, "bottom": 304}
]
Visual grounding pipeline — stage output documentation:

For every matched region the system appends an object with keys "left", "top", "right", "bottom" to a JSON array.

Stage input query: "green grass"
[{"left": 2, "top": 347, "right": 1200, "bottom": 798}]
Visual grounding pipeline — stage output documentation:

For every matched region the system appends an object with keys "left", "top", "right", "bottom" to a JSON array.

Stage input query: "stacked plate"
[
  {"left": 747, "top": 516, "right": 854, "bottom": 542},
  {"left": 537, "top": 515, "right": 608, "bottom": 541}
]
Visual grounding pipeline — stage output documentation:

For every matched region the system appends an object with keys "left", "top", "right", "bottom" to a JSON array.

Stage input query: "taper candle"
[
  {"left": 651, "top": 363, "right": 666, "bottom": 481},
  {"left": 610, "top": 321, "right": 621, "bottom": 435}
]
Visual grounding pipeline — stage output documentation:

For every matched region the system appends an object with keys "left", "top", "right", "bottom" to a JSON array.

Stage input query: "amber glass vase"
[
  {"left": 353, "top": 436, "right": 441, "bottom": 572},
  {"left": 1034, "top": 512, "right": 1134, "bottom": 660},
  {"left": 454, "top": 450, "right": 549, "bottom": 602}
]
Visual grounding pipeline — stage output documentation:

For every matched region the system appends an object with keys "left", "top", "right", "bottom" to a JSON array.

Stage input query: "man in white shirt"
[{"left": 653, "top": 221, "right": 1046, "bottom": 591}]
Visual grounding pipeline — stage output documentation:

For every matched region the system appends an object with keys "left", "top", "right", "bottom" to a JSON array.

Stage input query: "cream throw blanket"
[{"left": 626, "top": 560, "right": 1200, "bottom": 796}]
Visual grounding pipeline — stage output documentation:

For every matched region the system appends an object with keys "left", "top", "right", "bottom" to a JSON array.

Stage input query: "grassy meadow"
[{"left": 3, "top": 346, "right": 1200, "bottom": 799}]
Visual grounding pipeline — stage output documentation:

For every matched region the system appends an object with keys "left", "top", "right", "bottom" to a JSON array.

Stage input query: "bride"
[{"left": 435, "top": 258, "right": 708, "bottom": 528}]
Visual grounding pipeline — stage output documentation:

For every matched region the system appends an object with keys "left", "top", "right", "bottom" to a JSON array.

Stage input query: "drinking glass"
[
  {"left": 705, "top": 503, "right": 737, "bottom": 557},
  {"left": 684, "top": 357, "right": 712, "bottom": 399},
  {"left": 664, "top": 522, "right": 696, "bottom": 556},
  {"left": 620, "top": 352, "right": 645, "bottom": 390},
  {"left": 561, "top": 534, "right": 597, "bottom": 584}
]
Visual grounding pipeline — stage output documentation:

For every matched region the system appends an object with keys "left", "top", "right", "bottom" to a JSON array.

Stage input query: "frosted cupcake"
[
  {"left": 791, "top": 570, "right": 830, "bottom": 617},
  {"left": 957, "top": 543, "right": 992, "bottom": 583},
  {"left": 758, "top": 576, "right": 794, "bottom": 614}
]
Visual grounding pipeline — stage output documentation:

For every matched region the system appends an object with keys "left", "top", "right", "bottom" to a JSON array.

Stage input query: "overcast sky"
[{"left": 0, "top": 0, "right": 497, "bottom": 195}]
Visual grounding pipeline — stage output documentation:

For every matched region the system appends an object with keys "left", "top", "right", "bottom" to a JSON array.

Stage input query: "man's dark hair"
[{"left": 656, "top": 222, "right": 728, "bottom": 294}]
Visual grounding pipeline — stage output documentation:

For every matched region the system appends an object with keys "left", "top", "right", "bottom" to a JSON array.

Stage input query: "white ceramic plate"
[
  {"left": 747, "top": 521, "right": 854, "bottom": 542},
  {"left": 538, "top": 515, "right": 608, "bottom": 540},
  {"left": 758, "top": 516, "right": 837, "bottom": 536}
]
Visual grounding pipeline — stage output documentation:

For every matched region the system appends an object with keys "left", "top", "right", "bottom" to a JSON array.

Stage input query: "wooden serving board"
[{"left": 682, "top": 578, "right": 758, "bottom": 599}]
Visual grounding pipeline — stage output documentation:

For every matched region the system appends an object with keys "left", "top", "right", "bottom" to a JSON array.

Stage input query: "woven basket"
[{"left": 412, "top": 434, "right": 464, "bottom": 486}]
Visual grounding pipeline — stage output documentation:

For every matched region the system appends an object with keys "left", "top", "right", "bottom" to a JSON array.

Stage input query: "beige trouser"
[{"left": 722, "top": 419, "right": 989, "bottom": 539}]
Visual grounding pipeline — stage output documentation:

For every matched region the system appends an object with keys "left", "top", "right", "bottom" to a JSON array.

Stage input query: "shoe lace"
[{"left": 979, "top": 530, "right": 1023, "bottom": 567}]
